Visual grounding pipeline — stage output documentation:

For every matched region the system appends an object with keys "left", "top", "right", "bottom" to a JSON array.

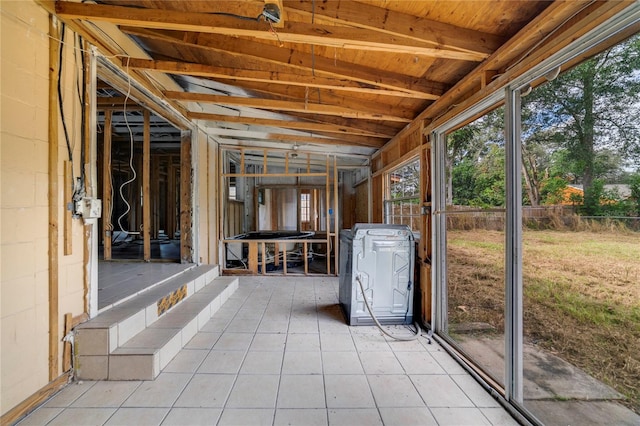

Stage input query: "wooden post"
[
  {"left": 82, "top": 39, "right": 93, "bottom": 317},
  {"left": 283, "top": 246, "right": 288, "bottom": 274},
  {"left": 48, "top": 16, "right": 61, "bottom": 381},
  {"left": 263, "top": 148, "right": 268, "bottom": 173},
  {"left": 167, "top": 158, "right": 177, "bottom": 238},
  {"left": 143, "top": 110, "right": 151, "bottom": 261},
  {"left": 333, "top": 156, "right": 339, "bottom": 276},
  {"left": 64, "top": 161, "right": 73, "bottom": 255},
  {"left": 208, "top": 143, "right": 217, "bottom": 265},
  {"left": 248, "top": 241, "right": 258, "bottom": 274},
  {"left": 420, "top": 263, "right": 432, "bottom": 324},
  {"left": 325, "top": 156, "right": 330, "bottom": 275},
  {"left": 135, "top": 153, "right": 143, "bottom": 234},
  {"left": 102, "top": 111, "right": 112, "bottom": 259},
  {"left": 151, "top": 155, "right": 160, "bottom": 239},
  {"left": 180, "top": 131, "right": 193, "bottom": 263},
  {"left": 271, "top": 190, "right": 278, "bottom": 230}
]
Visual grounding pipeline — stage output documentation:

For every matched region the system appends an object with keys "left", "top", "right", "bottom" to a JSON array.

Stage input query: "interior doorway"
[{"left": 94, "top": 74, "right": 194, "bottom": 311}]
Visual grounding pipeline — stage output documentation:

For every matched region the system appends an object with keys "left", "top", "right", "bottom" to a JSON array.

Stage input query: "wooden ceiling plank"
[
  {"left": 127, "top": 58, "right": 435, "bottom": 99},
  {"left": 119, "top": 27, "right": 446, "bottom": 98},
  {"left": 422, "top": 0, "right": 635, "bottom": 130},
  {"left": 282, "top": 0, "right": 504, "bottom": 58},
  {"left": 385, "top": 0, "right": 635, "bottom": 156},
  {"left": 187, "top": 112, "right": 392, "bottom": 138},
  {"left": 164, "top": 91, "right": 413, "bottom": 123},
  {"left": 54, "top": 1, "right": 486, "bottom": 61}
]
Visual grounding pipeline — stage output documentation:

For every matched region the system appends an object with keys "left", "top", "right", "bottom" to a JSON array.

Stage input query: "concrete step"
[{"left": 75, "top": 265, "right": 238, "bottom": 380}]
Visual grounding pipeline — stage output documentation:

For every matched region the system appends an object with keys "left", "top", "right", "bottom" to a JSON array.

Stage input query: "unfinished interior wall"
[
  {"left": 340, "top": 171, "right": 355, "bottom": 230},
  {"left": 1, "top": 0, "right": 87, "bottom": 416},
  {"left": 354, "top": 181, "right": 369, "bottom": 224},
  {"left": 195, "top": 128, "right": 219, "bottom": 265},
  {"left": 369, "top": 123, "right": 430, "bottom": 324}
]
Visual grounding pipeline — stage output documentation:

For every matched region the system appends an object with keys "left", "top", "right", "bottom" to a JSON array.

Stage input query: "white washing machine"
[{"left": 339, "top": 224, "right": 415, "bottom": 326}]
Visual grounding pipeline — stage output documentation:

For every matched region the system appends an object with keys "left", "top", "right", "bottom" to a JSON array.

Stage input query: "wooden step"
[{"left": 75, "top": 265, "right": 238, "bottom": 380}]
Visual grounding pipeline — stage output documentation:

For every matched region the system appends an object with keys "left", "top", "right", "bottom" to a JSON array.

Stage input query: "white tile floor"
[{"left": 19, "top": 276, "right": 519, "bottom": 426}]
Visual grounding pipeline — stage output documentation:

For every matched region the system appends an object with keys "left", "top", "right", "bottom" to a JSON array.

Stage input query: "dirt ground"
[{"left": 446, "top": 229, "right": 640, "bottom": 413}]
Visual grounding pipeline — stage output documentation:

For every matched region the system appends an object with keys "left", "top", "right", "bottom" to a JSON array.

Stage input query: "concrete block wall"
[
  {"left": 0, "top": 1, "right": 223, "bottom": 417},
  {"left": 1, "top": 0, "right": 87, "bottom": 415}
]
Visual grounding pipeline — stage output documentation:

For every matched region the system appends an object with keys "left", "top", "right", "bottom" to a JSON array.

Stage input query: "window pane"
[
  {"left": 385, "top": 158, "right": 420, "bottom": 231},
  {"left": 521, "top": 34, "right": 640, "bottom": 418},
  {"left": 444, "top": 106, "right": 506, "bottom": 387},
  {"left": 301, "top": 193, "right": 310, "bottom": 222}
]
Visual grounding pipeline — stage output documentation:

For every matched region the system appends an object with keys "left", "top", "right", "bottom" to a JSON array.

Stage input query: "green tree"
[
  {"left": 522, "top": 34, "right": 640, "bottom": 214},
  {"left": 539, "top": 176, "right": 568, "bottom": 205},
  {"left": 447, "top": 125, "right": 480, "bottom": 205},
  {"left": 447, "top": 107, "right": 505, "bottom": 207},
  {"left": 628, "top": 173, "right": 640, "bottom": 216}
]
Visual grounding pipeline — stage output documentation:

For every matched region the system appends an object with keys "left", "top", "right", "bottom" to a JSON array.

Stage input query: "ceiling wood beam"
[
  {"left": 164, "top": 91, "right": 413, "bottom": 123},
  {"left": 205, "top": 128, "right": 384, "bottom": 148},
  {"left": 127, "top": 58, "right": 436, "bottom": 100},
  {"left": 120, "top": 27, "right": 446, "bottom": 99},
  {"left": 96, "top": 97, "right": 143, "bottom": 110},
  {"left": 282, "top": 0, "right": 504, "bottom": 59},
  {"left": 213, "top": 134, "right": 380, "bottom": 149},
  {"left": 187, "top": 112, "right": 392, "bottom": 138},
  {"left": 284, "top": 112, "right": 403, "bottom": 139},
  {"left": 54, "top": 1, "right": 487, "bottom": 61},
  {"left": 203, "top": 78, "right": 425, "bottom": 125}
]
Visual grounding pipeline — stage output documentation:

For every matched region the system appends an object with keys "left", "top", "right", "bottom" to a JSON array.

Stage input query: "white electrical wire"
[{"left": 116, "top": 57, "right": 140, "bottom": 235}]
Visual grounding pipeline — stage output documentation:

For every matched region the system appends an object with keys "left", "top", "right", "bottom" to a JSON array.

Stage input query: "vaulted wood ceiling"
[{"left": 47, "top": 0, "right": 635, "bottom": 158}]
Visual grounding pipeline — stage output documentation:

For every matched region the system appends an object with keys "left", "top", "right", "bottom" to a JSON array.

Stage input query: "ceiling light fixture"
[
  {"left": 262, "top": 3, "right": 281, "bottom": 24},
  {"left": 290, "top": 143, "right": 299, "bottom": 158},
  {"left": 544, "top": 65, "right": 561, "bottom": 82}
]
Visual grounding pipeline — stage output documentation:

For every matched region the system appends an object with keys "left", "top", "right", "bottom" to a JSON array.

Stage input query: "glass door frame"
[{"left": 430, "top": 4, "right": 640, "bottom": 422}]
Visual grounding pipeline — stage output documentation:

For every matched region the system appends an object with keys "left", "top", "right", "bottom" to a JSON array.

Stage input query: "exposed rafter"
[
  {"left": 187, "top": 112, "right": 392, "bottom": 138},
  {"left": 120, "top": 27, "right": 447, "bottom": 99},
  {"left": 163, "top": 92, "right": 413, "bottom": 123},
  {"left": 204, "top": 128, "right": 384, "bottom": 148},
  {"left": 127, "top": 58, "right": 437, "bottom": 99}
]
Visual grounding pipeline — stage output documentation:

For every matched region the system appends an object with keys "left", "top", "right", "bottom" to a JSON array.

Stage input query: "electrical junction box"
[
  {"left": 339, "top": 224, "right": 415, "bottom": 326},
  {"left": 76, "top": 197, "right": 102, "bottom": 219}
]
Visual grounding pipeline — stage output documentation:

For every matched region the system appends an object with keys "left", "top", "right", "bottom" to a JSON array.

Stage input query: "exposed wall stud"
[
  {"left": 143, "top": 109, "right": 151, "bottom": 261},
  {"left": 48, "top": 16, "right": 61, "bottom": 381}
]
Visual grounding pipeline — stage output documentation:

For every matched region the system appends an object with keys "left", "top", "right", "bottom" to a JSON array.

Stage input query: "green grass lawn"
[{"left": 447, "top": 229, "right": 640, "bottom": 412}]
